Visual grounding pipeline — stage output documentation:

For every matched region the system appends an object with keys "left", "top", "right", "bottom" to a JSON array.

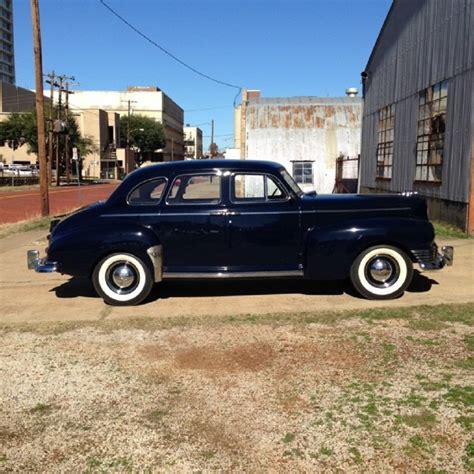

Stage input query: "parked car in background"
[{"left": 28, "top": 160, "right": 453, "bottom": 305}]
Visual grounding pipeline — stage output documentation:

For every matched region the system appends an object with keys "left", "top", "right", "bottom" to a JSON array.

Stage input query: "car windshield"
[{"left": 280, "top": 169, "right": 304, "bottom": 196}]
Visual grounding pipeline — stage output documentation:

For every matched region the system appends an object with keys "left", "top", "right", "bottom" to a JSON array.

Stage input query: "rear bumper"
[
  {"left": 412, "top": 245, "right": 454, "bottom": 271},
  {"left": 27, "top": 250, "right": 58, "bottom": 273}
]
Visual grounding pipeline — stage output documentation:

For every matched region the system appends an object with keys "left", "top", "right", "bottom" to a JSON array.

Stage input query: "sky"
[{"left": 14, "top": 0, "right": 392, "bottom": 150}]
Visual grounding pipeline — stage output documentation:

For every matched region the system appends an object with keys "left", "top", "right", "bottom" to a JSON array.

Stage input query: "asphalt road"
[
  {"left": 0, "top": 183, "right": 117, "bottom": 224},
  {"left": 0, "top": 230, "right": 472, "bottom": 324}
]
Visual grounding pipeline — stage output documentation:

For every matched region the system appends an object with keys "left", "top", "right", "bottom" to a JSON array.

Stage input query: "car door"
[
  {"left": 155, "top": 172, "right": 229, "bottom": 273},
  {"left": 224, "top": 172, "right": 302, "bottom": 273}
]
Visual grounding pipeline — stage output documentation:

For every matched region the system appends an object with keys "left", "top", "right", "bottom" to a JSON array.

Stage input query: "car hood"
[{"left": 300, "top": 193, "right": 428, "bottom": 220}]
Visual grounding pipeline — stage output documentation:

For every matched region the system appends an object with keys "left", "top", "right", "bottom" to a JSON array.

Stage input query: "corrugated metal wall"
[
  {"left": 360, "top": 0, "right": 473, "bottom": 203},
  {"left": 246, "top": 97, "right": 362, "bottom": 194}
]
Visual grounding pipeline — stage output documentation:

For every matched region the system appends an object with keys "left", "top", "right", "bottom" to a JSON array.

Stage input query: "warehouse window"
[
  {"left": 376, "top": 104, "right": 395, "bottom": 179},
  {"left": 415, "top": 80, "right": 448, "bottom": 183},
  {"left": 292, "top": 161, "right": 313, "bottom": 185}
]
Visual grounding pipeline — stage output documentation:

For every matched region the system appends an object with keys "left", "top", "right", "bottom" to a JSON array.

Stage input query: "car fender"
[
  {"left": 304, "top": 217, "right": 434, "bottom": 279},
  {"left": 48, "top": 223, "right": 162, "bottom": 279}
]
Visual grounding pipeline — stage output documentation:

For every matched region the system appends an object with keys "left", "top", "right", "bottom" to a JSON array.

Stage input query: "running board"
[{"left": 162, "top": 270, "right": 304, "bottom": 279}]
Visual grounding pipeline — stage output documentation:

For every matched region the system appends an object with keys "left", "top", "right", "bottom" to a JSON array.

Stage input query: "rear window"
[
  {"left": 128, "top": 178, "right": 167, "bottom": 205},
  {"left": 167, "top": 174, "right": 221, "bottom": 204}
]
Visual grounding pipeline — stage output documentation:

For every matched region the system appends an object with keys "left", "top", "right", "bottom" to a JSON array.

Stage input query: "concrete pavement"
[{"left": 0, "top": 230, "right": 472, "bottom": 324}]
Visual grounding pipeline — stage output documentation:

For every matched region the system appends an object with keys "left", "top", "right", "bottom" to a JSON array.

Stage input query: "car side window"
[
  {"left": 232, "top": 174, "right": 287, "bottom": 202},
  {"left": 128, "top": 178, "right": 167, "bottom": 205},
  {"left": 266, "top": 176, "right": 286, "bottom": 200},
  {"left": 167, "top": 174, "right": 221, "bottom": 204}
]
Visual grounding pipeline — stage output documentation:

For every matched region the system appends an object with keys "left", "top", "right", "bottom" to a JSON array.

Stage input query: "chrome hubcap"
[
  {"left": 111, "top": 264, "right": 135, "bottom": 289},
  {"left": 368, "top": 258, "right": 394, "bottom": 283}
]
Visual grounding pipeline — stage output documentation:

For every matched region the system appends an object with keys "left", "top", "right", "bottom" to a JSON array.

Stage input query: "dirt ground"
[
  {"left": 0, "top": 230, "right": 472, "bottom": 324},
  {"left": 0, "top": 231, "right": 473, "bottom": 471}
]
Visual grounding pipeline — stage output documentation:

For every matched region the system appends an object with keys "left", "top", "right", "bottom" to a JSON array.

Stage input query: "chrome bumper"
[
  {"left": 27, "top": 250, "right": 58, "bottom": 273},
  {"left": 418, "top": 245, "right": 454, "bottom": 271}
]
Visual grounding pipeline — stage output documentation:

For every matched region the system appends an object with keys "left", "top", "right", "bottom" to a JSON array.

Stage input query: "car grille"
[{"left": 412, "top": 244, "right": 438, "bottom": 263}]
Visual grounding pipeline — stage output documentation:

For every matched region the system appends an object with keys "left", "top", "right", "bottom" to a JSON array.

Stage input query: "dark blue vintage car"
[{"left": 27, "top": 160, "right": 453, "bottom": 305}]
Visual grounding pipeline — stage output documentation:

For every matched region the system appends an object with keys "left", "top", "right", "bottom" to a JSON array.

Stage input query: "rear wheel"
[
  {"left": 92, "top": 253, "right": 153, "bottom": 306},
  {"left": 350, "top": 245, "right": 413, "bottom": 300}
]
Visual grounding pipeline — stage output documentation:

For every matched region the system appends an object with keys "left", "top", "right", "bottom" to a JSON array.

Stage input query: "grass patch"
[
  {"left": 0, "top": 216, "right": 51, "bottom": 239},
  {"left": 282, "top": 432, "right": 295, "bottom": 443},
  {"left": 433, "top": 220, "right": 469, "bottom": 239},
  {"left": 464, "top": 335, "right": 474, "bottom": 352},
  {"left": 29, "top": 403, "right": 56, "bottom": 415},
  {"left": 146, "top": 409, "right": 167, "bottom": 424},
  {"left": 456, "top": 416, "right": 474, "bottom": 431},
  {"left": 319, "top": 446, "right": 333, "bottom": 456},
  {"left": 456, "top": 357, "right": 474, "bottom": 370},
  {"left": 465, "top": 440, "right": 474, "bottom": 470},
  {"left": 443, "top": 386, "right": 474, "bottom": 408},
  {"left": 0, "top": 302, "right": 472, "bottom": 336},
  {"left": 408, "top": 319, "right": 448, "bottom": 331},
  {"left": 400, "top": 409, "right": 437, "bottom": 428}
]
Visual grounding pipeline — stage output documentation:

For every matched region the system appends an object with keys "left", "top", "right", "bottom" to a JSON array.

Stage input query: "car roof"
[
  {"left": 131, "top": 159, "right": 284, "bottom": 178},
  {"left": 107, "top": 159, "right": 287, "bottom": 205}
]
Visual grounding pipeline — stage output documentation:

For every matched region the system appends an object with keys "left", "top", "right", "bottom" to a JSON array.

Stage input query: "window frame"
[
  {"left": 415, "top": 80, "right": 448, "bottom": 184},
  {"left": 229, "top": 172, "right": 290, "bottom": 204},
  {"left": 126, "top": 177, "right": 168, "bottom": 206},
  {"left": 376, "top": 104, "right": 395, "bottom": 180},
  {"left": 291, "top": 161, "right": 314, "bottom": 186},
  {"left": 165, "top": 172, "right": 222, "bottom": 206}
]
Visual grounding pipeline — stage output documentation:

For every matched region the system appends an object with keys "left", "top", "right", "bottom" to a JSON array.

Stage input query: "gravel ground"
[{"left": 1, "top": 307, "right": 473, "bottom": 472}]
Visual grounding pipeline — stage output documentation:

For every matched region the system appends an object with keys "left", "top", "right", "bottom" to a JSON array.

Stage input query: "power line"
[
  {"left": 99, "top": 0, "right": 243, "bottom": 94},
  {"left": 184, "top": 105, "right": 233, "bottom": 112}
]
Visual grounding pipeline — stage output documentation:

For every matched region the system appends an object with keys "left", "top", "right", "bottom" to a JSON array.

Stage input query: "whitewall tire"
[
  {"left": 350, "top": 245, "right": 413, "bottom": 300},
  {"left": 92, "top": 253, "right": 153, "bottom": 306}
]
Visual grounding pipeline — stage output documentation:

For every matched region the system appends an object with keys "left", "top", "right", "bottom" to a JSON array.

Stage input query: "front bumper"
[
  {"left": 27, "top": 249, "right": 58, "bottom": 273},
  {"left": 412, "top": 245, "right": 454, "bottom": 271}
]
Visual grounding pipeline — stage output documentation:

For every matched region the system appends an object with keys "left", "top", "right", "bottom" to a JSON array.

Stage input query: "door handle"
[{"left": 210, "top": 211, "right": 241, "bottom": 216}]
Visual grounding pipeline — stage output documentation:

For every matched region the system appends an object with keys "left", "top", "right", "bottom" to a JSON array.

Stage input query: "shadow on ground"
[{"left": 50, "top": 271, "right": 437, "bottom": 304}]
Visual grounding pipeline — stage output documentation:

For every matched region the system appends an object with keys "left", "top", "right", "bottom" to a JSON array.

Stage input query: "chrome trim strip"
[
  {"left": 308, "top": 207, "right": 412, "bottom": 213},
  {"left": 163, "top": 270, "right": 304, "bottom": 279},
  {"left": 102, "top": 207, "right": 412, "bottom": 218},
  {"left": 146, "top": 244, "right": 163, "bottom": 282}
]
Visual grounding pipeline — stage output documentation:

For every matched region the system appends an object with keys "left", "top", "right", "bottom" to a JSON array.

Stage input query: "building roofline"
[{"left": 364, "top": 0, "right": 396, "bottom": 73}]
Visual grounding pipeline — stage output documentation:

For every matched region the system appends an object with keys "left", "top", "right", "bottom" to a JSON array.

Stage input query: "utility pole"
[
  {"left": 211, "top": 119, "right": 214, "bottom": 145},
  {"left": 55, "top": 75, "right": 64, "bottom": 186},
  {"left": 45, "top": 71, "right": 57, "bottom": 185},
  {"left": 122, "top": 99, "right": 137, "bottom": 174},
  {"left": 63, "top": 79, "right": 75, "bottom": 183},
  {"left": 31, "top": 0, "right": 49, "bottom": 216}
]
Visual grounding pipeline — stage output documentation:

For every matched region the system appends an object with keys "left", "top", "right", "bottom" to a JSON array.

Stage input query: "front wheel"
[
  {"left": 350, "top": 245, "right": 413, "bottom": 300},
  {"left": 92, "top": 253, "right": 154, "bottom": 306}
]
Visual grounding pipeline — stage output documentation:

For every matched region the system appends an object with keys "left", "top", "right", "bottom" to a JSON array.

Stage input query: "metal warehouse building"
[
  {"left": 360, "top": 0, "right": 473, "bottom": 234},
  {"left": 235, "top": 90, "right": 362, "bottom": 194}
]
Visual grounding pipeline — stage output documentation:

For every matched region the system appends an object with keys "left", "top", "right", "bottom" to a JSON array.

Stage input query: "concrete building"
[
  {"left": 74, "top": 109, "right": 121, "bottom": 179},
  {"left": 360, "top": 0, "right": 474, "bottom": 234},
  {"left": 70, "top": 86, "right": 184, "bottom": 162},
  {"left": 0, "top": 0, "right": 14, "bottom": 85},
  {"left": 235, "top": 89, "right": 362, "bottom": 193},
  {"left": 183, "top": 125, "right": 203, "bottom": 159},
  {"left": 0, "top": 85, "right": 37, "bottom": 166}
]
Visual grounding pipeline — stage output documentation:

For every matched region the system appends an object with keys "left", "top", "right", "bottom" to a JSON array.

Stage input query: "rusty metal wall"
[
  {"left": 245, "top": 97, "right": 362, "bottom": 194},
  {"left": 360, "top": 0, "right": 473, "bottom": 203}
]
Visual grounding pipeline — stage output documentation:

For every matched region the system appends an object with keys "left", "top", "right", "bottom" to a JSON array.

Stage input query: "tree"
[
  {"left": 0, "top": 113, "right": 29, "bottom": 150},
  {"left": 0, "top": 107, "right": 98, "bottom": 181},
  {"left": 119, "top": 114, "right": 166, "bottom": 166}
]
